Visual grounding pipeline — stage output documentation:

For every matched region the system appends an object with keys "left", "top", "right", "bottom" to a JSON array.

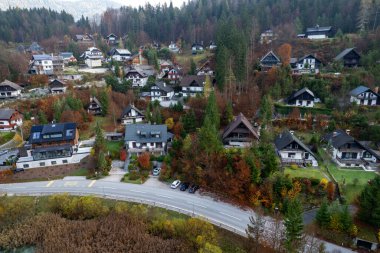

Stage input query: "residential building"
[
  {"left": 26, "top": 42, "right": 44, "bottom": 53},
  {"left": 164, "top": 67, "right": 182, "bottom": 82},
  {"left": 59, "top": 52, "right": 77, "bottom": 65},
  {"left": 323, "top": 130, "right": 380, "bottom": 169},
  {"left": 192, "top": 43, "right": 204, "bottom": 54},
  {"left": 148, "top": 82, "right": 174, "bottom": 101},
  {"left": 120, "top": 104, "right": 145, "bottom": 125},
  {"left": 129, "top": 49, "right": 149, "bottom": 65},
  {"left": 125, "top": 68, "right": 148, "bottom": 87},
  {"left": 75, "top": 34, "right": 94, "bottom": 43},
  {"left": 0, "top": 80, "right": 22, "bottom": 99},
  {"left": 260, "top": 29, "right": 277, "bottom": 44},
  {"left": 180, "top": 75, "right": 206, "bottom": 97},
  {"left": 349, "top": 86, "right": 379, "bottom": 106},
  {"left": 87, "top": 97, "right": 102, "bottom": 115},
  {"left": 109, "top": 48, "right": 132, "bottom": 62},
  {"left": 197, "top": 60, "right": 214, "bottom": 76},
  {"left": 168, "top": 42, "right": 180, "bottom": 53},
  {"left": 305, "top": 25, "right": 333, "bottom": 39},
  {"left": 81, "top": 47, "right": 103, "bottom": 68},
  {"left": 209, "top": 41, "right": 217, "bottom": 50},
  {"left": 0, "top": 108, "right": 23, "bottom": 131},
  {"left": 286, "top": 87, "right": 317, "bottom": 107},
  {"left": 29, "top": 54, "right": 54, "bottom": 75},
  {"left": 334, "top": 48, "right": 361, "bottom": 68},
  {"left": 293, "top": 54, "right": 322, "bottom": 74},
  {"left": 16, "top": 122, "right": 90, "bottom": 169},
  {"left": 106, "top": 33, "right": 118, "bottom": 45},
  {"left": 49, "top": 79, "right": 67, "bottom": 94},
  {"left": 52, "top": 55, "right": 64, "bottom": 74},
  {"left": 260, "top": 51, "right": 281, "bottom": 71},
  {"left": 222, "top": 113, "right": 259, "bottom": 147},
  {"left": 124, "top": 124, "right": 171, "bottom": 155},
  {"left": 275, "top": 130, "right": 318, "bottom": 167}
]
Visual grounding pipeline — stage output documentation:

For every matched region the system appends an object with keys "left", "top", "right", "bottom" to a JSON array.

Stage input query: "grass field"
[
  {"left": 69, "top": 168, "right": 89, "bottom": 177},
  {"left": 328, "top": 165, "right": 378, "bottom": 203},
  {"left": 106, "top": 140, "right": 124, "bottom": 159},
  {"left": 284, "top": 167, "right": 327, "bottom": 180},
  {"left": 0, "top": 131, "right": 15, "bottom": 145}
]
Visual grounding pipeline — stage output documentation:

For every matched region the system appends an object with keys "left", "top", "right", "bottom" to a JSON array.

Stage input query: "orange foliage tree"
[
  {"left": 30, "top": 74, "right": 49, "bottom": 87},
  {"left": 137, "top": 152, "right": 151, "bottom": 170},
  {"left": 277, "top": 43, "right": 292, "bottom": 66}
]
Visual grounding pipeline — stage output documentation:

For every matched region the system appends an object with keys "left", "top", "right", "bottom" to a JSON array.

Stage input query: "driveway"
[
  {"left": 144, "top": 176, "right": 170, "bottom": 189},
  {"left": 100, "top": 160, "right": 126, "bottom": 182}
]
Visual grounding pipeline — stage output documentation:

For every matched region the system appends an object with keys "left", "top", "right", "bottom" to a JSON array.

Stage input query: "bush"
[
  {"left": 290, "top": 164, "right": 298, "bottom": 170},
  {"left": 128, "top": 171, "right": 140, "bottom": 181}
]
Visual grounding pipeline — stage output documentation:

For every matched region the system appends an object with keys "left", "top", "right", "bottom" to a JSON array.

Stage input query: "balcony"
[
  {"left": 281, "top": 158, "right": 313, "bottom": 166},
  {"left": 336, "top": 156, "right": 366, "bottom": 165}
]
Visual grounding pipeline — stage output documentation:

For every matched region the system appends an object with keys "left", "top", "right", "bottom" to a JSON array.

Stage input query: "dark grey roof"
[
  {"left": 125, "top": 68, "right": 147, "bottom": 78},
  {"left": 153, "top": 81, "right": 173, "bottom": 93},
  {"left": 287, "top": 87, "right": 315, "bottom": 101},
  {"left": 260, "top": 50, "right": 280, "bottom": 63},
  {"left": 180, "top": 75, "right": 206, "bottom": 87},
  {"left": 90, "top": 97, "right": 101, "bottom": 107},
  {"left": 334, "top": 48, "right": 359, "bottom": 61},
  {"left": 32, "top": 54, "right": 52, "bottom": 61},
  {"left": 0, "top": 108, "right": 16, "bottom": 120},
  {"left": 306, "top": 26, "right": 332, "bottom": 33},
  {"left": 297, "top": 54, "right": 322, "bottom": 64},
  {"left": 349, "top": 86, "right": 378, "bottom": 97},
  {"left": 29, "top": 122, "right": 77, "bottom": 144},
  {"left": 222, "top": 113, "right": 259, "bottom": 140},
  {"left": 120, "top": 104, "right": 144, "bottom": 118},
  {"left": 124, "top": 124, "right": 169, "bottom": 143},
  {"left": 28, "top": 42, "right": 43, "bottom": 52},
  {"left": 275, "top": 130, "right": 316, "bottom": 157},
  {"left": 49, "top": 79, "right": 66, "bottom": 88},
  {"left": 0, "top": 80, "right": 22, "bottom": 91}
]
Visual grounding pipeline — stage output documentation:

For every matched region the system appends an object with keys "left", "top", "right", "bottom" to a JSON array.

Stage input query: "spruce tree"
[
  {"left": 204, "top": 91, "right": 220, "bottom": 129},
  {"left": 316, "top": 199, "right": 330, "bottom": 228},
  {"left": 284, "top": 198, "right": 304, "bottom": 252},
  {"left": 340, "top": 205, "right": 353, "bottom": 232},
  {"left": 358, "top": 176, "right": 380, "bottom": 227}
]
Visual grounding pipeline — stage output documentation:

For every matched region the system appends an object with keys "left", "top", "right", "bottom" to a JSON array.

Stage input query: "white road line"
[
  {"left": 102, "top": 187, "right": 116, "bottom": 190},
  {"left": 187, "top": 202, "right": 207, "bottom": 208},
  {"left": 219, "top": 212, "right": 242, "bottom": 221},
  {"left": 87, "top": 180, "right": 96, "bottom": 188},
  {"left": 155, "top": 194, "right": 173, "bottom": 199},
  {"left": 46, "top": 181, "right": 55, "bottom": 187},
  {"left": 130, "top": 190, "right": 146, "bottom": 194}
]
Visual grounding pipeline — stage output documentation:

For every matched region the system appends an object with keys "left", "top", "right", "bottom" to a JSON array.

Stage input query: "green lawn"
[
  {"left": 328, "top": 165, "right": 378, "bottom": 203},
  {"left": 80, "top": 117, "right": 108, "bottom": 140},
  {"left": 106, "top": 140, "right": 124, "bottom": 159},
  {"left": 69, "top": 168, "right": 89, "bottom": 177},
  {"left": 284, "top": 167, "right": 326, "bottom": 180},
  {"left": 0, "top": 131, "right": 15, "bottom": 145}
]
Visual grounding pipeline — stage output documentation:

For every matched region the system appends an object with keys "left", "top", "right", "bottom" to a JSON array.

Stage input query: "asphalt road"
[{"left": 0, "top": 178, "right": 355, "bottom": 253}]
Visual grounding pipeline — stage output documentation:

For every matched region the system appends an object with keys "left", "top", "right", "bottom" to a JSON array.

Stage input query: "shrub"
[
  {"left": 320, "top": 178, "right": 329, "bottom": 189},
  {"left": 128, "top": 171, "right": 140, "bottom": 181},
  {"left": 290, "top": 164, "right": 298, "bottom": 170}
]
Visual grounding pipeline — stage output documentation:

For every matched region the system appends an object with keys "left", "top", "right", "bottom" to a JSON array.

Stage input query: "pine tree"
[
  {"left": 358, "top": 176, "right": 380, "bottom": 227},
  {"left": 189, "top": 59, "right": 196, "bottom": 75},
  {"left": 340, "top": 205, "right": 353, "bottom": 232},
  {"left": 181, "top": 110, "right": 197, "bottom": 133},
  {"left": 198, "top": 117, "right": 222, "bottom": 154},
  {"left": 204, "top": 91, "right": 220, "bottom": 129},
  {"left": 284, "top": 198, "right": 304, "bottom": 252},
  {"left": 98, "top": 89, "right": 109, "bottom": 117},
  {"left": 316, "top": 199, "right": 330, "bottom": 228},
  {"left": 224, "top": 101, "right": 234, "bottom": 125}
]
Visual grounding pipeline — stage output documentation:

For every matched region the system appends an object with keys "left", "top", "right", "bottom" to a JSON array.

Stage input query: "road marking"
[
  {"left": 155, "top": 194, "right": 173, "bottom": 199},
  {"left": 46, "top": 181, "right": 55, "bottom": 187},
  {"left": 88, "top": 180, "right": 96, "bottom": 188},
  {"left": 187, "top": 202, "right": 207, "bottom": 208},
  {"left": 219, "top": 212, "right": 242, "bottom": 221},
  {"left": 64, "top": 181, "right": 77, "bottom": 187},
  {"left": 130, "top": 190, "right": 146, "bottom": 194},
  {"left": 102, "top": 187, "right": 116, "bottom": 190}
]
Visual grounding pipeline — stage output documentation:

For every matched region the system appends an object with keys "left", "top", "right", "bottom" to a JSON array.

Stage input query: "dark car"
[
  {"left": 180, "top": 182, "right": 190, "bottom": 191},
  {"left": 188, "top": 184, "right": 199, "bottom": 194}
]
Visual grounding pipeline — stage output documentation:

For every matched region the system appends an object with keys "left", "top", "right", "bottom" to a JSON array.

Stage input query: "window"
[
  {"left": 51, "top": 161, "right": 57, "bottom": 165},
  {"left": 288, "top": 153, "right": 296, "bottom": 158},
  {"left": 62, "top": 160, "right": 68, "bottom": 164},
  {"left": 39, "top": 162, "right": 45, "bottom": 166},
  {"left": 23, "top": 164, "right": 29, "bottom": 168},
  {"left": 363, "top": 152, "right": 372, "bottom": 158}
]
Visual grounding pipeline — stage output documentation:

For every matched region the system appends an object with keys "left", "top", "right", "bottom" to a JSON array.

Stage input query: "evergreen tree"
[
  {"left": 246, "top": 210, "right": 265, "bottom": 253},
  {"left": 189, "top": 59, "right": 197, "bottom": 75},
  {"left": 284, "top": 198, "right": 304, "bottom": 252},
  {"left": 224, "top": 101, "right": 234, "bottom": 125},
  {"left": 204, "top": 91, "right": 220, "bottom": 129},
  {"left": 316, "top": 199, "right": 330, "bottom": 228},
  {"left": 181, "top": 110, "right": 197, "bottom": 133},
  {"left": 38, "top": 111, "right": 48, "bottom": 124},
  {"left": 203, "top": 75, "right": 212, "bottom": 98},
  {"left": 198, "top": 117, "right": 222, "bottom": 154},
  {"left": 358, "top": 176, "right": 380, "bottom": 227},
  {"left": 98, "top": 89, "right": 109, "bottom": 117},
  {"left": 340, "top": 205, "right": 353, "bottom": 232}
]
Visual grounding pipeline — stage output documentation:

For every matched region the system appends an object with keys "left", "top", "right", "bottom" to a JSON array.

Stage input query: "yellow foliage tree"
[
  {"left": 320, "top": 178, "right": 329, "bottom": 189},
  {"left": 165, "top": 117, "right": 174, "bottom": 130},
  {"left": 203, "top": 75, "right": 212, "bottom": 98}
]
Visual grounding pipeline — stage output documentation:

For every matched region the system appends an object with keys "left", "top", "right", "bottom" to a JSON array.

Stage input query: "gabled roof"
[
  {"left": 32, "top": 54, "right": 52, "bottom": 61},
  {"left": 49, "top": 79, "right": 66, "bottom": 88},
  {"left": 286, "top": 87, "right": 315, "bottom": 102},
  {"left": 107, "top": 33, "right": 117, "bottom": 38},
  {"left": 60, "top": 52, "right": 74, "bottom": 58},
  {"left": 275, "top": 130, "right": 316, "bottom": 157},
  {"left": 0, "top": 108, "right": 17, "bottom": 120},
  {"left": 0, "top": 80, "right": 22, "bottom": 91},
  {"left": 335, "top": 48, "right": 360, "bottom": 61},
  {"left": 306, "top": 26, "right": 332, "bottom": 33},
  {"left": 120, "top": 104, "right": 144, "bottom": 118},
  {"left": 29, "top": 122, "right": 77, "bottom": 144},
  {"left": 349, "top": 86, "right": 378, "bottom": 97},
  {"left": 125, "top": 68, "right": 148, "bottom": 78},
  {"left": 90, "top": 97, "right": 101, "bottom": 107},
  {"left": 260, "top": 50, "right": 281, "bottom": 63},
  {"left": 222, "top": 113, "right": 259, "bottom": 140},
  {"left": 297, "top": 54, "right": 322, "bottom": 64},
  {"left": 124, "top": 124, "right": 169, "bottom": 143},
  {"left": 115, "top": 48, "right": 131, "bottom": 55},
  {"left": 28, "top": 42, "right": 43, "bottom": 52},
  {"left": 180, "top": 75, "right": 206, "bottom": 87},
  {"left": 153, "top": 81, "right": 173, "bottom": 93}
]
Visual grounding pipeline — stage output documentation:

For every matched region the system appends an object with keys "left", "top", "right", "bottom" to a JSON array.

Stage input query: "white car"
[
  {"left": 152, "top": 167, "right": 161, "bottom": 176},
  {"left": 171, "top": 180, "right": 181, "bottom": 189}
]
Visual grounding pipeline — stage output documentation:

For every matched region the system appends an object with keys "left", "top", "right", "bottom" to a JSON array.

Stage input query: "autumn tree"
[
  {"left": 30, "top": 75, "right": 49, "bottom": 87},
  {"left": 246, "top": 210, "right": 265, "bottom": 253},
  {"left": 138, "top": 152, "right": 151, "bottom": 170},
  {"left": 284, "top": 198, "right": 304, "bottom": 252},
  {"left": 277, "top": 43, "right": 292, "bottom": 66}
]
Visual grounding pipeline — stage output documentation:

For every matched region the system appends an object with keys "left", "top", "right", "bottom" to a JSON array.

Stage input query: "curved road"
[{"left": 0, "top": 178, "right": 355, "bottom": 253}]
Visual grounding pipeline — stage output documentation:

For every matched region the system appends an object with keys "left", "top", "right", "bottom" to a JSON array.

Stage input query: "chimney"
[
  {"left": 290, "top": 130, "right": 295, "bottom": 135},
  {"left": 333, "top": 131, "right": 338, "bottom": 137},
  {"left": 346, "top": 129, "right": 351, "bottom": 135}
]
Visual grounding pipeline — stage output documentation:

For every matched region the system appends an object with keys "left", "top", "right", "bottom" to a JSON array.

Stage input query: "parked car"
[
  {"left": 180, "top": 182, "right": 190, "bottom": 191},
  {"left": 152, "top": 167, "right": 161, "bottom": 176},
  {"left": 188, "top": 184, "right": 199, "bottom": 193},
  {"left": 171, "top": 180, "right": 181, "bottom": 189}
]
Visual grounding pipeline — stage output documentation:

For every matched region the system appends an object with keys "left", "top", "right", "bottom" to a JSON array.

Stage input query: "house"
[
  {"left": 120, "top": 104, "right": 145, "bottom": 125},
  {"left": 148, "top": 82, "right": 174, "bottom": 101},
  {"left": 75, "top": 34, "right": 94, "bottom": 43},
  {"left": 180, "top": 75, "right": 206, "bottom": 97},
  {"left": 52, "top": 55, "right": 64, "bottom": 74},
  {"left": 260, "top": 29, "right": 276, "bottom": 44},
  {"left": 286, "top": 87, "right": 317, "bottom": 107},
  {"left": 164, "top": 67, "right": 183, "bottom": 82},
  {"left": 293, "top": 54, "right": 322, "bottom": 74},
  {"left": 275, "top": 130, "right": 318, "bottom": 167},
  {"left": 49, "top": 79, "right": 67, "bottom": 94},
  {"left": 168, "top": 42, "right": 180, "bottom": 53},
  {"left": 349, "top": 86, "right": 379, "bottom": 106},
  {"left": 129, "top": 49, "right": 149, "bottom": 65},
  {"left": 209, "top": 41, "right": 217, "bottom": 50},
  {"left": 29, "top": 54, "right": 54, "bottom": 75},
  {"left": 192, "top": 43, "right": 204, "bottom": 54},
  {"left": 323, "top": 130, "right": 380, "bottom": 169},
  {"left": 59, "top": 52, "right": 77, "bottom": 65},
  {"left": 0, "top": 80, "right": 22, "bottom": 99},
  {"left": 260, "top": 51, "right": 281, "bottom": 71},
  {"left": 87, "top": 97, "right": 102, "bottom": 115},
  {"left": 15, "top": 122, "right": 88, "bottom": 169},
  {"left": 305, "top": 25, "right": 333, "bottom": 39},
  {"left": 81, "top": 47, "right": 103, "bottom": 68},
  {"left": 27, "top": 42, "right": 44, "bottom": 53},
  {"left": 0, "top": 108, "right": 23, "bottom": 131},
  {"left": 109, "top": 48, "right": 132, "bottom": 62},
  {"left": 124, "top": 124, "right": 171, "bottom": 155},
  {"left": 125, "top": 68, "right": 148, "bottom": 87},
  {"left": 222, "top": 113, "right": 259, "bottom": 147},
  {"left": 159, "top": 59, "right": 173, "bottom": 74},
  {"left": 197, "top": 60, "right": 215, "bottom": 76},
  {"left": 334, "top": 48, "right": 361, "bottom": 68},
  {"left": 106, "top": 33, "right": 118, "bottom": 45}
]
